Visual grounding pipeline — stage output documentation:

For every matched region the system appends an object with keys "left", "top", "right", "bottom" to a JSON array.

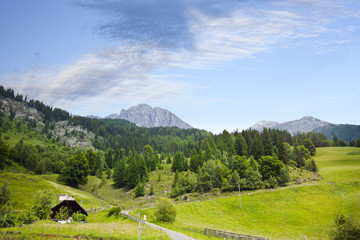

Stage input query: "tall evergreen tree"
[
  {"left": 126, "top": 155, "right": 140, "bottom": 189},
  {"left": 261, "top": 128, "right": 273, "bottom": 156},
  {"left": 250, "top": 135, "right": 264, "bottom": 160},
  {"left": 277, "top": 139, "right": 289, "bottom": 164},
  {"left": 171, "top": 151, "right": 187, "bottom": 172},
  {"left": 85, "top": 148, "right": 97, "bottom": 175},
  {"left": 105, "top": 148, "right": 114, "bottom": 169},
  {"left": 189, "top": 149, "right": 201, "bottom": 172},
  {"left": 113, "top": 156, "right": 127, "bottom": 187},
  {"left": 234, "top": 133, "right": 248, "bottom": 157}
]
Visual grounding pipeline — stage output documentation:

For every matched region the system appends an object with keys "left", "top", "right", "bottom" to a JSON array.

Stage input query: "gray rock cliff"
[{"left": 106, "top": 104, "right": 193, "bottom": 129}]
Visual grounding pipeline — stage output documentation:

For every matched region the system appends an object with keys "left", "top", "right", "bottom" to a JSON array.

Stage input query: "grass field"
[
  {"left": 0, "top": 210, "right": 170, "bottom": 240},
  {"left": 0, "top": 172, "right": 103, "bottom": 210},
  {"left": 80, "top": 164, "right": 175, "bottom": 209},
  {"left": 1, "top": 147, "right": 359, "bottom": 239},
  {"left": 137, "top": 147, "right": 360, "bottom": 240}
]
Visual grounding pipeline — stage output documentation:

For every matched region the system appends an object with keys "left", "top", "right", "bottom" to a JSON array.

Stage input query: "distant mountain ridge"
[
  {"left": 250, "top": 116, "right": 360, "bottom": 142},
  {"left": 106, "top": 104, "right": 193, "bottom": 129},
  {"left": 250, "top": 116, "right": 331, "bottom": 135}
]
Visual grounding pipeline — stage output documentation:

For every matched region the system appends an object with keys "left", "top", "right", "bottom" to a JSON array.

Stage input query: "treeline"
[
  {"left": 0, "top": 84, "right": 211, "bottom": 154},
  {"left": 0, "top": 84, "right": 356, "bottom": 157}
]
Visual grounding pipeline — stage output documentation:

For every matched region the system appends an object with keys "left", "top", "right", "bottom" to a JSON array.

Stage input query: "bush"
[
  {"left": 107, "top": 206, "right": 122, "bottom": 218},
  {"left": 288, "top": 160, "right": 297, "bottom": 167},
  {"left": 304, "top": 159, "right": 318, "bottom": 173},
  {"left": 330, "top": 213, "right": 360, "bottom": 240},
  {"left": 134, "top": 182, "right": 145, "bottom": 197},
  {"left": 267, "top": 175, "right": 278, "bottom": 188},
  {"left": 18, "top": 210, "right": 36, "bottom": 224},
  {"left": 72, "top": 211, "right": 87, "bottom": 222},
  {"left": 154, "top": 198, "right": 176, "bottom": 223}
]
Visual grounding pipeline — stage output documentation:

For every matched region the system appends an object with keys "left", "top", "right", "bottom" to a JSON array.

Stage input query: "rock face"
[
  {"left": 107, "top": 104, "right": 193, "bottom": 129},
  {"left": 250, "top": 116, "right": 330, "bottom": 135},
  {"left": 0, "top": 97, "right": 94, "bottom": 149}
]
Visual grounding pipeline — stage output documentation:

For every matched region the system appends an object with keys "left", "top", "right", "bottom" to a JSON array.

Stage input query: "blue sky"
[{"left": 1, "top": 0, "right": 360, "bottom": 133}]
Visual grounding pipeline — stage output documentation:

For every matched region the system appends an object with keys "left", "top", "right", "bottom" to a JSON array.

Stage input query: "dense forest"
[{"left": 1, "top": 84, "right": 360, "bottom": 197}]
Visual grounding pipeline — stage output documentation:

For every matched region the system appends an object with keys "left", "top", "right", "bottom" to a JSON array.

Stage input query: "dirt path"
[{"left": 121, "top": 211, "right": 195, "bottom": 240}]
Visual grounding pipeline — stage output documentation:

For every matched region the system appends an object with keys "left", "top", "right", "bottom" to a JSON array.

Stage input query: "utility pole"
[{"left": 238, "top": 181, "right": 242, "bottom": 209}]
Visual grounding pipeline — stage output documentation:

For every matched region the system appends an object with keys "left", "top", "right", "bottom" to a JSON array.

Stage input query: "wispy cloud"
[
  {"left": 5, "top": 0, "right": 360, "bottom": 113},
  {"left": 12, "top": 45, "right": 194, "bottom": 107}
]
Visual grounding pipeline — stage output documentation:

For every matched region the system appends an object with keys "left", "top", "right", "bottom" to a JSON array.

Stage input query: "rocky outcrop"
[
  {"left": 0, "top": 97, "right": 94, "bottom": 149},
  {"left": 107, "top": 104, "right": 193, "bottom": 129}
]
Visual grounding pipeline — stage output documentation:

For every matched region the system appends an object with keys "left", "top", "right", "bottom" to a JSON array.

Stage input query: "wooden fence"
[
  {"left": 184, "top": 227, "right": 267, "bottom": 240},
  {"left": 86, "top": 205, "right": 111, "bottom": 215}
]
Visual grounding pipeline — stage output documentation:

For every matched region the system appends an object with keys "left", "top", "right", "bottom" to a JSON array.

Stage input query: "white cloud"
[{"left": 4, "top": 0, "right": 360, "bottom": 113}]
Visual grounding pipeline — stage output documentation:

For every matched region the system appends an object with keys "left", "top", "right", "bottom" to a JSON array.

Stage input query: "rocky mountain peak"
[
  {"left": 107, "top": 104, "right": 193, "bottom": 129},
  {"left": 250, "top": 116, "right": 330, "bottom": 135}
]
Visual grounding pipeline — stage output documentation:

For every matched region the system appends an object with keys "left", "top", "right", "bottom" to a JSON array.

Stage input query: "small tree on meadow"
[
  {"left": 32, "top": 190, "right": 53, "bottom": 220},
  {"left": 154, "top": 198, "right": 176, "bottom": 223},
  {"left": 73, "top": 211, "right": 87, "bottom": 222}
]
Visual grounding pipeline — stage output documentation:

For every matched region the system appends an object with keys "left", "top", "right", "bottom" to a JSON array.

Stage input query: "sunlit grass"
[
  {"left": 136, "top": 147, "right": 360, "bottom": 240},
  {"left": 0, "top": 172, "right": 103, "bottom": 210}
]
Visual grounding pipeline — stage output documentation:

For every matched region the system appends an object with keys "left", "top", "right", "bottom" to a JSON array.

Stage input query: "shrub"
[
  {"left": 18, "top": 210, "right": 36, "bottom": 224},
  {"left": 304, "top": 159, "right": 318, "bottom": 173},
  {"left": 134, "top": 182, "right": 145, "bottom": 197},
  {"left": 72, "top": 211, "right": 87, "bottom": 222},
  {"left": 330, "top": 213, "right": 360, "bottom": 240},
  {"left": 154, "top": 198, "right": 176, "bottom": 223},
  {"left": 107, "top": 206, "right": 122, "bottom": 218}
]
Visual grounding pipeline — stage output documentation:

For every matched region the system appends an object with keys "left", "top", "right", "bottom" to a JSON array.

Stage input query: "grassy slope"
[
  {"left": 81, "top": 164, "right": 175, "bottom": 209},
  {"left": 137, "top": 147, "right": 360, "bottom": 240},
  {"left": 0, "top": 172, "right": 103, "bottom": 210}
]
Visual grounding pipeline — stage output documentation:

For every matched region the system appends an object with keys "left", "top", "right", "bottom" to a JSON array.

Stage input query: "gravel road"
[{"left": 122, "top": 211, "right": 195, "bottom": 240}]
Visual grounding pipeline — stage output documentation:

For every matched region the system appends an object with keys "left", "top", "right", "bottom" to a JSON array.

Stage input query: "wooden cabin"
[{"left": 50, "top": 194, "right": 88, "bottom": 219}]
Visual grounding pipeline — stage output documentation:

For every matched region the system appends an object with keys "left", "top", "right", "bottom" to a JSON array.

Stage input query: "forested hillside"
[{"left": 1, "top": 84, "right": 360, "bottom": 196}]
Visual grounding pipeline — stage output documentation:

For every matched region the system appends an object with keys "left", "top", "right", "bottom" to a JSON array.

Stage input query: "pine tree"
[
  {"left": 105, "top": 148, "right": 113, "bottom": 169},
  {"left": 261, "top": 128, "right": 273, "bottom": 156},
  {"left": 113, "top": 157, "right": 127, "bottom": 187},
  {"left": 235, "top": 133, "right": 248, "bottom": 157},
  {"left": 250, "top": 135, "right": 264, "bottom": 160},
  {"left": 85, "top": 148, "right": 97, "bottom": 175}
]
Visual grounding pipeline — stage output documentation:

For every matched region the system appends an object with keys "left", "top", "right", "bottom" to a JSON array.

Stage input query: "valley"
[{"left": 0, "top": 88, "right": 359, "bottom": 239}]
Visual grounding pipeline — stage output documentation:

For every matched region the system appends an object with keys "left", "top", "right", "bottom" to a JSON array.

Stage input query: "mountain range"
[
  {"left": 104, "top": 104, "right": 193, "bottom": 129},
  {"left": 250, "top": 116, "right": 330, "bottom": 134},
  {"left": 250, "top": 116, "right": 360, "bottom": 142}
]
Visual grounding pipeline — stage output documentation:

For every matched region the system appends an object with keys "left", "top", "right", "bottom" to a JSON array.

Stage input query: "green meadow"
[
  {"left": 0, "top": 172, "right": 103, "bottom": 210},
  {"left": 138, "top": 147, "right": 360, "bottom": 240},
  {"left": 0, "top": 210, "right": 170, "bottom": 240},
  {"left": 1, "top": 147, "right": 359, "bottom": 239}
]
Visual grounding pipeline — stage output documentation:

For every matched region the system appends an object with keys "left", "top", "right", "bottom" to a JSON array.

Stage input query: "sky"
[{"left": 1, "top": 0, "right": 360, "bottom": 134}]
